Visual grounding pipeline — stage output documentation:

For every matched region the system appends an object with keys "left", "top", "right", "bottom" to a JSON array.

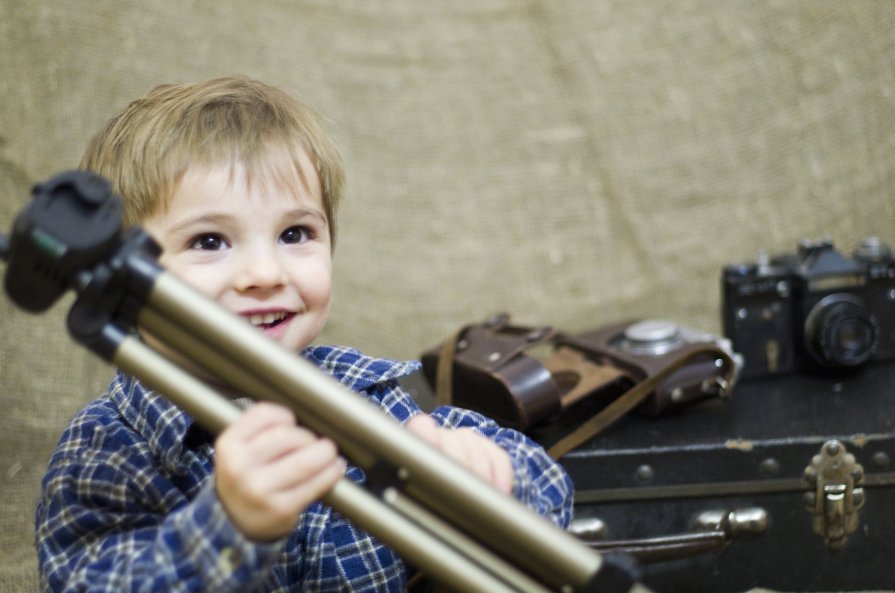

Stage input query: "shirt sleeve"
[{"left": 35, "top": 429, "right": 283, "bottom": 593}]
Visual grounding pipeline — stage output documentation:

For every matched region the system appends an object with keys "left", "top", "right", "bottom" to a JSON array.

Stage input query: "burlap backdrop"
[{"left": 1, "top": 2, "right": 894, "bottom": 592}]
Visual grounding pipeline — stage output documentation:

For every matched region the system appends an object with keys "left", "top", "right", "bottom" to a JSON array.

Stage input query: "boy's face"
[{"left": 142, "top": 153, "right": 332, "bottom": 353}]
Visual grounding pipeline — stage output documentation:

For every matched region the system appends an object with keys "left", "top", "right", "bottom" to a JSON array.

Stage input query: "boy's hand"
[
  {"left": 214, "top": 402, "right": 346, "bottom": 542},
  {"left": 407, "top": 414, "right": 514, "bottom": 494}
]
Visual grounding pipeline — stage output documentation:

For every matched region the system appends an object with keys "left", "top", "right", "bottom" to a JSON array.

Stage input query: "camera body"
[
  {"left": 722, "top": 237, "right": 895, "bottom": 380},
  {"left": 555, "top": 318, "right": 743, "bottom": 416}
]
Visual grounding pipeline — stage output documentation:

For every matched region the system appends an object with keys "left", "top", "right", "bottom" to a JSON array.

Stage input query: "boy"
[{"left": 35, "top": 76, "right": 572, "bottom": 593}]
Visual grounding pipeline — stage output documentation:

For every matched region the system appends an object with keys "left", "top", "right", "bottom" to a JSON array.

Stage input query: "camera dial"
[
  {"left": 853, "top": 236, "right": 893, "bottom": 263},
  {"left": 617, "top": 320, "right": 685, "bottom": 357},
  {"left": 804, "top": 294, "right": 879, "bottom": 369}
]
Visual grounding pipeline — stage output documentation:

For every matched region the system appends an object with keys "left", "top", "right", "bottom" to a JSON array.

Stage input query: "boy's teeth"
[{"left": 248, "top": 312, "right": 287, "bottom": 326}]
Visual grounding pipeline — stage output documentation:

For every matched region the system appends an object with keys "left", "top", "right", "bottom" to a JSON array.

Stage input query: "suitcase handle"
[{"left": 569, "top": 507, "right": 767, "bottom": 564}]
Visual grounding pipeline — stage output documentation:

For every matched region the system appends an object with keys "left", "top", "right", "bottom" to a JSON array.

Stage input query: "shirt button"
[{"left": 217, "top": 546, "right": 242, "bottom": 575}]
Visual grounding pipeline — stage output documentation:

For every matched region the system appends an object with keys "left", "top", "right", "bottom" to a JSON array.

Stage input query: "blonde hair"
[{"left": 80, "top": 76, "right": 345, "bottom": 247}]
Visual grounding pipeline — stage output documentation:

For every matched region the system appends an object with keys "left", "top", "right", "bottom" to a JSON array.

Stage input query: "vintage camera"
[
  {"left": 722, "top": 237, "right": 895, "bottom": 380},
  {"left": 420, "top": 314, "right": 743, "bottom": 432},
  {"left": 555, "top": 319, "right": 743, "bottom": 417}
]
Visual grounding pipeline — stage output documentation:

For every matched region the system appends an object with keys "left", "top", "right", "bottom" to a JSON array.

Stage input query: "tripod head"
[
  {"left": 2, "top": 171, "right": 128, "bottom": 311},
  {"left": 1, "top": 170, "right": 163, "bottom": 359}
]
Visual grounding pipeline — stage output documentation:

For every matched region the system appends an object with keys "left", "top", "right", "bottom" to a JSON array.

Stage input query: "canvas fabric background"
[{"left": 1, "top": 1, "right": 894, "bottom": 591}]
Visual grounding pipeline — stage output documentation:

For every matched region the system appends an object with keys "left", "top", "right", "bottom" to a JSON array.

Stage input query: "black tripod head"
[{"left": 2, "top": 170, "right": 125, "bottom": 312}]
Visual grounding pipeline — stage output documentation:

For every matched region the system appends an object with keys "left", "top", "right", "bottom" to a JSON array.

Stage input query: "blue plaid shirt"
[{"left": 36, "top": 345, "right": 573, "bottom": 593}]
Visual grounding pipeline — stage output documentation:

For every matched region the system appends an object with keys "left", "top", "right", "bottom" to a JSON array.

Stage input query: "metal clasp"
[{"left": 803, "top": 439, "right": 865, "bottom": 550}]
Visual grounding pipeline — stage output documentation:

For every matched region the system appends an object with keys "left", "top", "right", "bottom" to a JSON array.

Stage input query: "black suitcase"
[{"left": 532, "top": 360, "right": 895, "bottom": 592}]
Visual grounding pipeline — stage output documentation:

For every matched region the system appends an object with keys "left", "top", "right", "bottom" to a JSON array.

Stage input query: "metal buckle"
[{"left": 803, "top": 439, "right": 865, "bottom": 550}]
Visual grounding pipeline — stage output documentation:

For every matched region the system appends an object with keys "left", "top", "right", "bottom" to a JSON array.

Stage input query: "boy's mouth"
[{"left": 246, "top": 311, "right": 294, "bottom": 329}]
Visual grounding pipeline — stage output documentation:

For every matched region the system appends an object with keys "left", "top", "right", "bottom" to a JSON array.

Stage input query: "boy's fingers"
[
  {"left": 409, "top": 417, "right": 515, "bottom": 494},
  {"left": 264, "top": 438, "right": 342, "bottom": 492},
  {"left": 224, "top": 455, "right": 347, "bottom": 543},
  {"left": 278, "top": 456, "right": 347, "bottom": 507},
  {"left": 452, "top": 430, "right": 513, "bottom": 493},
  {"left": 244, "top": 423, "right": 319, "bottom": 463},
  {"left": 219, "top": 402, "right": 297, "bottom": 445},
  {"left": 406, "top": 413, "right": 441, "bottom": 446},
  {"left": 484, "top": 441, "right": 514, "bottom": 494}
]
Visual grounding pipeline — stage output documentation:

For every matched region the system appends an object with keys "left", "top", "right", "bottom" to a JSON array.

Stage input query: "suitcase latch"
[{"left": 802, "top": 439, "right": 865, "bottom": 551}]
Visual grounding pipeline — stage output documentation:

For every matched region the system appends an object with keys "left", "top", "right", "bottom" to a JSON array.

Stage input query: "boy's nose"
[{"left": 234, "top": 248, "right": 287, "bottom": 291}]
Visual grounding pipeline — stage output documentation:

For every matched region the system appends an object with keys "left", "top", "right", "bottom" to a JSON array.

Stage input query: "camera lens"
[{"left": 804, "top": 294, "right": 878, "bottom": 368}]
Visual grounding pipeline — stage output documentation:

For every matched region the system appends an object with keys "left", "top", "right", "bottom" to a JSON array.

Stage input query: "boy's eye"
[
  {"left": 280, "top": 225, "right": 312, "bottom": 244},
  {"left": 189, "top": 233, "right": 227, "bottom": 251}
]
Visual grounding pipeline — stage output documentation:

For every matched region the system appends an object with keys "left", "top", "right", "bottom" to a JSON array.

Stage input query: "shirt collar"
[{"left": 301, "top": 345, "right": 421, "bottom": 394}]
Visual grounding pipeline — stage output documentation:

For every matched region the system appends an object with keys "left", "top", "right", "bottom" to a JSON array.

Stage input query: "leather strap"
[
  {"left": 547, "top": 345, "right": 735, "bottom": 458},
  {"left": 435, "top": 324, "right": 468, "bottom": 407}
]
